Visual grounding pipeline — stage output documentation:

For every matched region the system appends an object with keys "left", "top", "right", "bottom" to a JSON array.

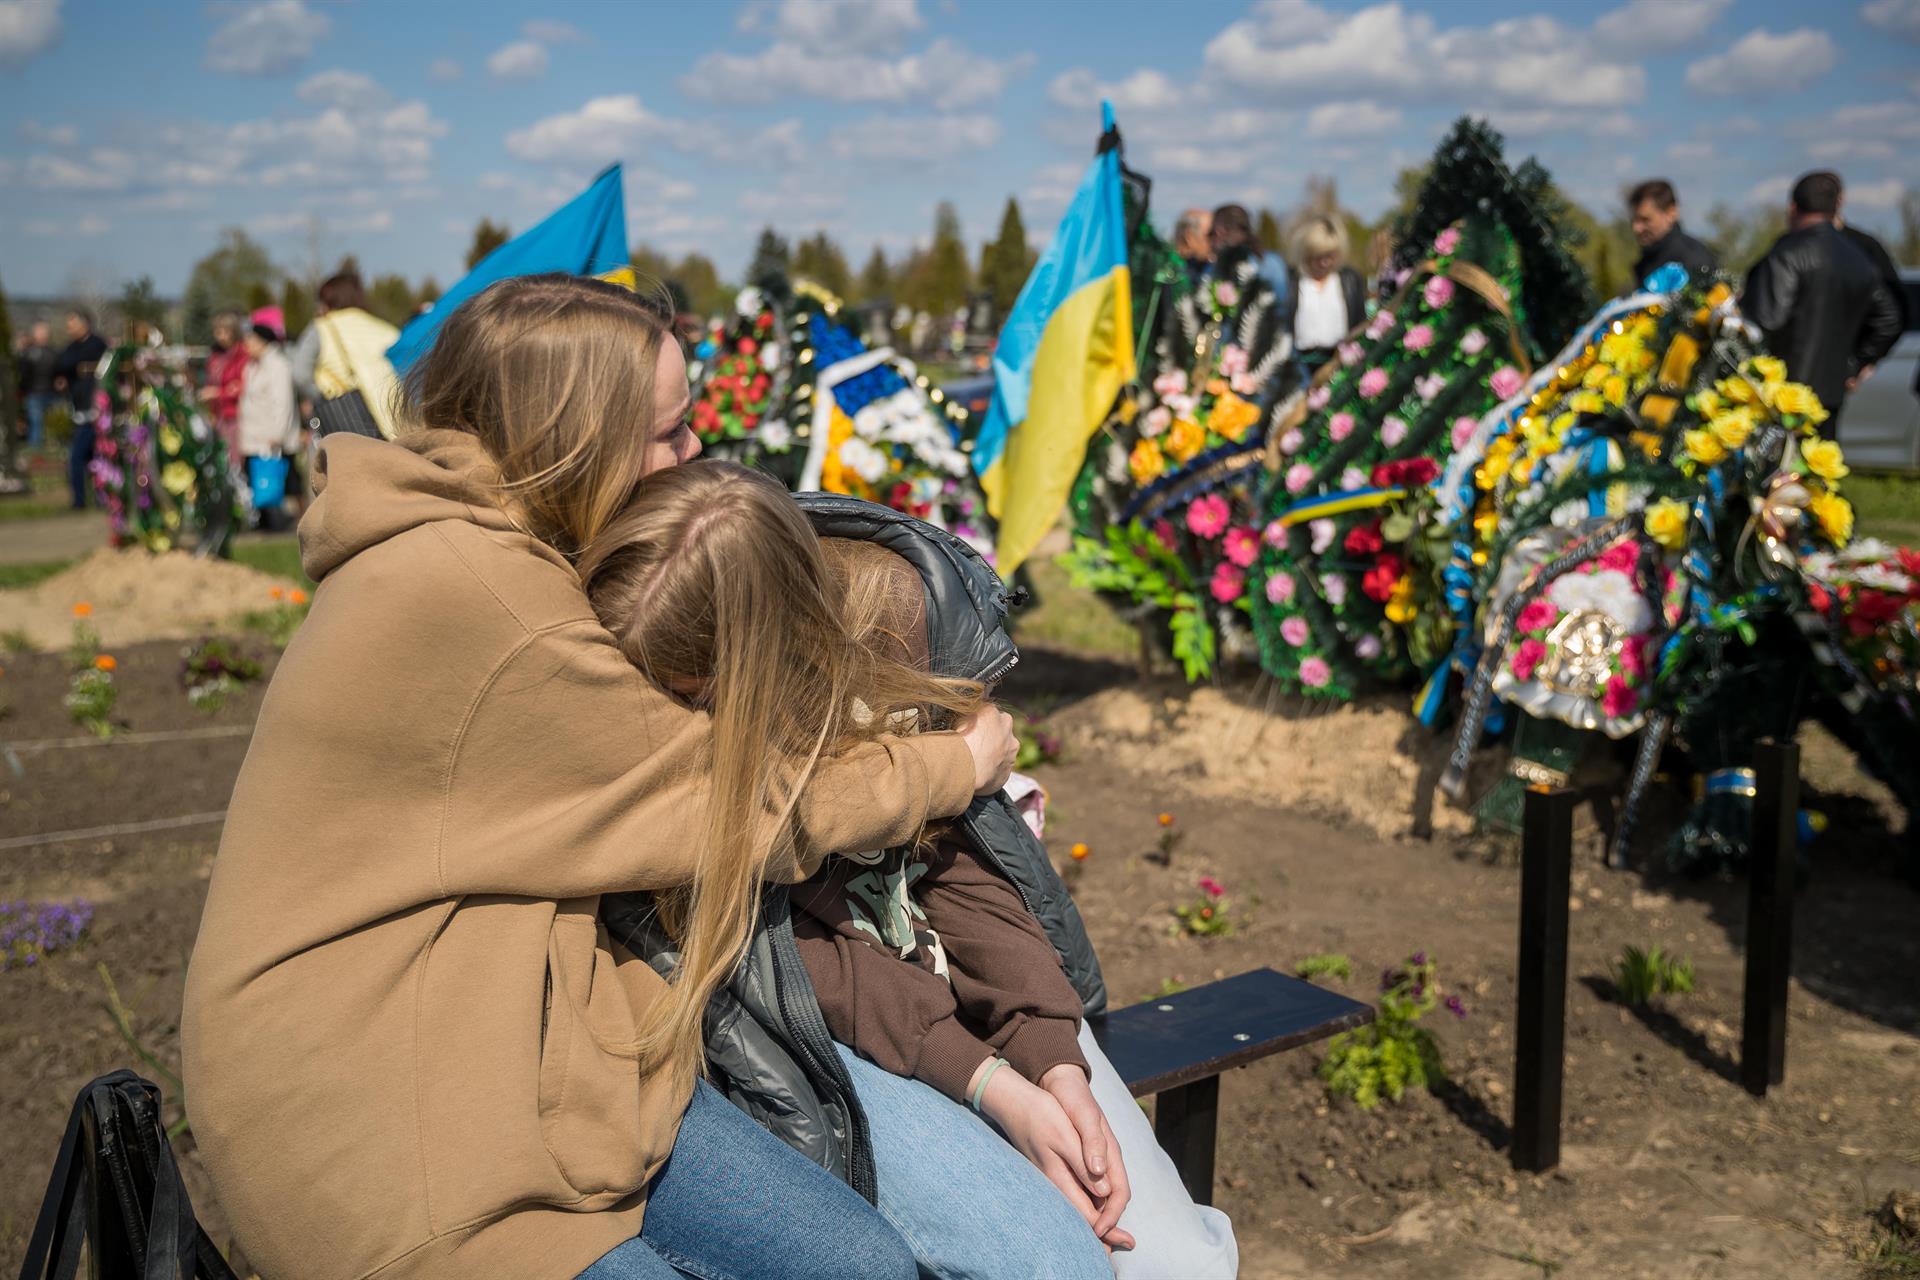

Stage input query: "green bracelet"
[{"left": 970, "top": 1057, "right": 1009, "bottom": 1113}]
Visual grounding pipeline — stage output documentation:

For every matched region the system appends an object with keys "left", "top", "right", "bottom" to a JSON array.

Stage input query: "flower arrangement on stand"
[
  {"left": 690, "top": 294, "right": 781, "bottom": 460},
  {"left": 87, "top": 348, "right": 240, "bottom": 556}
]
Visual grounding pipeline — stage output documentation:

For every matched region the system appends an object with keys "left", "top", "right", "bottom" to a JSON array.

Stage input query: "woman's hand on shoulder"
[
  {"left": 955, "top": 705, "right": 1018, "bottom": 797},
  {"left": 976, "top": 1059, "right": 1135, "bottom": 1252}
]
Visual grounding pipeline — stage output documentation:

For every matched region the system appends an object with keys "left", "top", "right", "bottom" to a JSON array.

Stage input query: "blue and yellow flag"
[
  {"left": 974, "top": 104, "right": 1134, "bottom": 576},
  {"left": 387, "top": 164, "right": 630, "bottom": 374}
]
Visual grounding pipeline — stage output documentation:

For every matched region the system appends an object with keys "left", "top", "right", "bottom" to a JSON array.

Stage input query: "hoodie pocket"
[{"left": 538, "top": 907, "right": 651, "bottom": 1196}]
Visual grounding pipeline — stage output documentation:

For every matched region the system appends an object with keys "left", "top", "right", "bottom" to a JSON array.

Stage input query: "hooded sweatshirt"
[{"left": 180, "top": 430, "right": 977, "bottom": 1280}]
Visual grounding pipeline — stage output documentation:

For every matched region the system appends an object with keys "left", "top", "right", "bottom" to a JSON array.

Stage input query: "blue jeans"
[
  {"left": 577, "top": 1080, "right": 915, "bottom": 1280},
  {"left": 24, "top": 392, "right": 55, "bottom": 447},
  {"left": 835, "top": 1042, "right": 1113, "bottom": 1280}
]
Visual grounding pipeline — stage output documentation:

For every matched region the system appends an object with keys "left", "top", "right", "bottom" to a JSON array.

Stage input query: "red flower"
[
  {"left": 1361, "top": 554, "right": 1404, "bottom": 603},
  {"left": 1344, "top": 522, "right": 1384, "bottom": 556},
  {"left": 738, "top": 337, "right": 759, "bottom": 356},
  {"left": 1807, "top": 582, "right": 1832, "bottom": 614},
  {"left": 742, "top": 413, "right": 761, "bottom": 429},
  {"left": 1848, "top": 589, "right": 1905, "bottom": 636},
  {"left": 756, "top": 312, "right": 773, "bottom": 330},
  {"left": 1371, "top": 457, "right": 1441, "bottom": 489}
]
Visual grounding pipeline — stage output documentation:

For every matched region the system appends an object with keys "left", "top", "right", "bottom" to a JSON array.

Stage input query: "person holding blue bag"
[{"left": 236, "top": 309, "right": 299, "bottom": 531}]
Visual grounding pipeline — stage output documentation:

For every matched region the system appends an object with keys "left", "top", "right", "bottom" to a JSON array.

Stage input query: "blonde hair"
[
  {"left": 577, "top": 462, "right": 984, "bottom": 1092},
  {"left": 1289, "top": 215, "right": 1348, "bottom": 270},
  {"left": 399, "top": 272, "right": 673, "bottom": 557}
]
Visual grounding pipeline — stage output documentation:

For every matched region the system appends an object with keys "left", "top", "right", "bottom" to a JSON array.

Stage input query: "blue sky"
[{"left": 1, "top": 0, "right": 1916, "bottom": 299}]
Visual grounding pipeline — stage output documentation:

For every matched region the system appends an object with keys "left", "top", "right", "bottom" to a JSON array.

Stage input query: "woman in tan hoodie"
[{"left": 180, "top": 275, "right": 1018, "bottom": 1280}]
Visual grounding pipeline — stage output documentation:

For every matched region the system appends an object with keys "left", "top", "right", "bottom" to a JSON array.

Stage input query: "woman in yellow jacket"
[
  {"left": 182, "top": 274, "right": 1019, "bottom": 1280},
  {"left": 290, "top": 270, "right": 402, "bottom": 438}
]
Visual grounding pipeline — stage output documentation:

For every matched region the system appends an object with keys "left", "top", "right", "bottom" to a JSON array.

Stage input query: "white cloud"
[
  {"left": 1591, "top": 0, "right": 1729, "bottom": 54},
  {"left": 1745, "top": 176, "right": 1792, "bottom": 207},
  {"left": 204, "top": 0, "right": 329, "bottom": 75},
  {"left": 740, "top": 173, "right": 847, "bottom": 217},
  {"left": 683, "top": 36, "right": 1023, "bottom": 110},
  {"left": 249, "top": 208, "right": 391, "bottom": 236},
  {"left": 1145, "top": 143, "right": 1251, "bottom": 176},
  {"left": 1048, "top": 67, "right": 1188, "bottom": 112},
  {"left": 741, "top": 0, "right": 924, "bottom": 53},
  {"left": 19, "top": 118, "right": 78, "bottom": 145},
  {"left": 1303, "top": 100, "right": 1402, "bottom": 139},
  {"left": 487, "top": 40, "right": 548, "bottom": 80},
  {"left": 828, "top": 113, "right": 999, "bottom": 163},
  {"left": 298, "top": 69, "right": 386, "bottom": 109},
  {"left": 427, "top": 57, "right": 461, "bottom": 82},
  {"left": 522, "top": 19, "right": 585, "bottom": 44},
  {"left": 0, "top": 0, "right": 62, "bottom": 69},
  {"left": 1808, "top": 137, "right": 1897, "bottom": 163},
  {"left": 1664, "top": 140, "right": 1715, "bottom": 165},
  {"left": 505, "top": 94, "right": 673, "bottom": 165},
  {"left": 22, "top": 213, "right": 105, "bottom": 236},
  {"left": 1862, "top": 0, "right": 1920, "bottom": 41},
  {"left": 1846, "top": 178, "right": 1906, "bottom": 208},
  {"left": 1685, "top": 29, "right": 1837, "bottom": 96}
]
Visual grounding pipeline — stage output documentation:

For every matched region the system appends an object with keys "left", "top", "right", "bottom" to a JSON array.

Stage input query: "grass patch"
[
  {"left": 230, "top": 535, "right": 313, "bottom": 589},
  {"left": 1851, "top": 472, "right": 1920, "bottom": 544},
  {"left": 0, "top": 496, "right": 77, "bottom": 523},
  {"left": 0, "top": 557, "right": 75, "bottom": 590},
  {"left": 1012, "top": 554, "right": 1138, "bottom": 661}
]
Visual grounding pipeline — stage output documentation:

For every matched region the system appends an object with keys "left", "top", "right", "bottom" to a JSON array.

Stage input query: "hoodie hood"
[
  {"left": 299, "top": 431, "right": 543, "bottom": 583},
  {"left": 794, "top": 494, "right": 1019, "bottom": 686}
]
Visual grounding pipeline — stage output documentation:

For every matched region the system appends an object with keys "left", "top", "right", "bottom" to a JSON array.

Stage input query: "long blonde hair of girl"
[
  {"left": 398, "top": 272, "right": 672, "bottom": 556},
  {"left": 577, "top": 461, "right": 985, "bottom": 1091}
]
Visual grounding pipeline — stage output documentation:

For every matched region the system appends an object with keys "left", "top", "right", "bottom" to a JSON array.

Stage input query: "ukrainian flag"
[
  {"left": 387, "top": 164, "right": 630, "bottom": 374},
  {"left": 974, "top": 104, "right": 1134, "bottom": 576}
]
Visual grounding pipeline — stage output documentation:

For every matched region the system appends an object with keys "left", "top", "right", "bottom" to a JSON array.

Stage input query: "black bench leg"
[
  {"left": 1741, "top": 739, "right": 1798, "bottom": 1099},
  {"left": 1153, "top": 1076, "right": 1218, "bottom": 1206}
]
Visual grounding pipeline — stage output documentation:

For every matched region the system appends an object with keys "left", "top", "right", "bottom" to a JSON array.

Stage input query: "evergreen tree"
[
  {"left": 0, "top": 274, "right": 17, "bottom": 479},
  {"left": 979, "top": 197, "right": 1034, "bottom": 318},
  {"left": 182, "top": 228, "right": 279, "bottom": 337},
  {"left": 673, "top": 253, "right": 726, "bottom": 316},
  {"left": 280, "top": 278, "right": 314, "bottom": 342},
  {"left": 466, "top": 219, "right": 511, "bottom": 270},
  {"left": 119, "top": 276, "right": 167, "bottom": 342},
  {"left": 792, "top": 231, "right": 853, "bottom": 300},
  {"left": 1255, "top": 207, "right": 1284, "bottom": 255},
  {"left": 855, "top": 245, "right": 892, "bottom": 303},
  {"left": 245, "top": 281, "right": 275, "bottom": 311},
  {"left": 367, "top": 274, "right": 417, "bottom": 326},
  {"left": 913, "top": 202, "right": 971, "bottom": 316},
  {"left": 182, "top": 279, "right": 215, "bottom": 346},
  {"left": 1898, "top": 189, "right": 1919, "bottom": 268},
  {"left": 746, "top": 227, "right": 792, "bottom": 301},
  {"left": 417, "top": 277, "right": 442, "bottom": 307}
]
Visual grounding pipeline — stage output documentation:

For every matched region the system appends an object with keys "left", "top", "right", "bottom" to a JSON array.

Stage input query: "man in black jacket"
[
  {"left": 1627, "top": 178, "right": 1717, "bottom": 292},
  {"left": 53, "top": 308, "right": 108, "bottom": 508},
  {"left": 1742, "top": 171, "right": 1904, "bottom": 434}
]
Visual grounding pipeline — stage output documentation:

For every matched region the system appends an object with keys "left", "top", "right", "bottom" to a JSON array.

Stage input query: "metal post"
[
  {"left": 1153, "top": 1076, "right": 1219, "bottom": 1206},
  {"left": 1513, "top": 785, "right": 1574, "bottom": 1173},
  {"left": 1741, "top": 739, "right": 1799, "bottom": 1098}
]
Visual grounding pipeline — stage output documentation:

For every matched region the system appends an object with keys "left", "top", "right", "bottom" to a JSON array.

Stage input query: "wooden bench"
[{"left": 1092, "top": 967, "right": 1374, "bottom": 1205}]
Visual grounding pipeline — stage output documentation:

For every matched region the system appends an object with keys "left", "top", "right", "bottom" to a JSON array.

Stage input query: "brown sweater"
[{"left": 180, "top": 432, "right": 977, "bottom": 1280}]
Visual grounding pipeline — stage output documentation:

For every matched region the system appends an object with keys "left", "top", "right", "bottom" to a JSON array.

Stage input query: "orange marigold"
[
  {"left": 1157, "top": 812, "right": 1175, "bottom": 827},
  {"left": 1069, "top": 842, "right": 1091, "bottom": 861},
  {"left": 93, "top": 655, "right": 118, "bottom": 672},
  {"left": 289, "top": 589, "right": 309, "bottom": 605},
  {"left": 71, "top": 602, "right": 93, "bottom": 618}
]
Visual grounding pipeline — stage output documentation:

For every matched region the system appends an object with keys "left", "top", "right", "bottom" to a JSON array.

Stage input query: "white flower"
[
  {"left": 853, "top": 404, "right": 888, "bottom": 439},
  {"left": 758, "top": 419, "right": 792, "bottom": 450},
  {"left": 760, "top": 342, "right": 782, "bottom": 370},
  {"left": 1853, "top": 564, "right": 1912, "bottom": 593},
  {"left": 734, "top": 286, "right": 765, "bottom": 318},
  {"left": 1322, "top": 573, "right": 1348, "bottom": 606},
  {"left": 1310, "top": 518, "right": 1336, "bottom": 554},
  {"left": 1141, "top": 405, "right": 1172, "bottom": 437},
  {"left": 1231, "top": 372, "right": 1258, "bottom": 396},
  {"left": 1340, "top": 467, "right": 1367, "bottom": 490},
  {"left": 1164, "top": 392, "right": 1196, "bottom": 417},
  {"left": 1104, "top": 441, "right": 1131, "bottom": 483},
  {"left": 839, "top": 437, "right": 891, "bottom": 484},
  {"left": 1279, "top": 430, "right": 1304, "bottom": 455},
  {"left": 1459, "top": 328, "right": 1488, "bottom": 356},
  {"left": 1548, "top": 568, "right": 1652, "bottom": 633},
  {"left": 1416, "top": 373, "right": 1447, "bottom": 403},
  {"left": 1355, "top": 633, "right": 1383, "bottom": 660}
]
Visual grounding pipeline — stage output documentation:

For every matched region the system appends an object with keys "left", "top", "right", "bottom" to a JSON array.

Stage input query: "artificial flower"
[
  {"left": 1153, "top": 370, "right": 1189, "bottom": 399},
  {"left": 1308, "top": 385, "right": 1332, "bottom": 411},
  {"left": 1685, "top": 427, "right": 1730, "bottom": 467},
  {"left": 1416, "top": 373, "right": 1448, "bottom": 402},
  {"left": 1451, "top": 416, "right": 1478, "bottom": 450},
  {"left": 1489, "top": 367, "right": 1524, "bottom": 400},
  {"left": 759, "top": 419, "right": 792, "bottom": 450},
  {"left": 1152, "top": 520, "right": 1178, "bottom": 552},
  {"left": 1285, "top": 463, "right": 1315, "bottom": 494},
  {"left": 1692, "top": 388, "right": 1722, "bottom": 418},
  {"left": 1384, "top": 578, "right": 1417, "bottom": 624},
  {"left": 1549, "top": 568, "right": 1653, "bottom": 632},
  {"left": 1278, "top": 429, "right": 1305, "bottom": 455},
  {"left": 1215, "top": 281, "right": 1239, "bottom": 308},
  {"left": 1340, "top": 467, "right": 1368, "bottom": 491},
  {"left": 1345, "top": 523, "right": 1384, "bottom": 556},
  {"left": 1568, "top": 390, "right": 1606, "bottom": 415},
  {"left": 1164, "top": 392, "right": 1197, "bottom": 417},
  {"left": 1141, "top": 405, "right": 1173, "bottom": 437},
  {"left": 1310, "top": 519, "right": 1337, "bottom": 554},
  {"left": 1644, "top": 497, "right": 1689, "bottom": 551},
  {"left": 1329, "top": 412, "right": 1356, "bottom": 441},
  {"left": 1516, "top": 598, "right": 1558, "bottom": 634},
  {"left": 1459, "top": 328, "right": 1488, "bottom": 357},
  {"left": 1354, "top": 633, "right": 1383, "bottom": 660},
  {"left": 1231, "top": 372, "right": 1259, "bottom": 396},
  {"left": 1601, "top": 676, "right": 1638, "bottom": 719},
  {"left": 1366, "top": 310, "right": 1397, "bottom": 340},
  {"left": 1809, "top": 490, "right": 1854, "bottom": 546},
  {"left": 160, "top": 461, "right": 194, "bottom": 496},
  {"left": 1206, "top": 378, "right": 1229, "bottom": 398},
  {"left": 1166, "top": 416, "right": 1206, "bottom": 464},
  {"left": 1338, "top": 341, "right": 1365, "bottom": 367},
  {"left": 1362, "top": 555, "right": 1405, "bottom": 603},
  {"left": 1511, "top": 637, "right": 1547, "bottom": 682},
  {"left": 1598, "top": 541, "right": 1639, "bottom": 574},
  {"left": 1129, "top": 438, "right": 1166, "bottom": 486},
  {"left": 1298, "top": 656, "right": 1333, "bottom": 688},
  {"left": 1602, "top": 374, "right": 1629, "bottom": 408},
  {"left": 1403, "top": 324, "right": 1435, "bottom": 353},
  {"left": 1210, "top": 392, "right": 1261, "bottom": 442},
  {"left": 1210, "top": 562, "right": 1246, "bottom": 603},
  {"left": 1770, "top": 381, "right": 1827, "bottom": 424},
  {"left": 1715, "top": 376, "right": 1759, "bottom": 406},
  {"left": 1802, "top": 438, "right": 1849, "bottom": 482},
  {"left": 1433, "top": 226, "right": 1462, "bottom": 256},
  {"left": 1708, "top": 407, "right": 1757, "bottom": 450},
  {"left": 1423, "top": 276, "right": 1456, "bottom": 310},
  {"left": 1381, "top": 415, "right": 1409, "bottom": 448},
  {"left": 1358, "top": 369, "right": 1390, "bottom": 399},
  {"left": 1218, "top": 345, "right": 1249, "bottom": 377},
  {"left": 1619, "top": 634, "right": 1650, "bottom": 679},
  {"left": 1186, "top": 493, "right": 1231, "bottom": 539},
  {"left": 1281, "top": 616, "right": 1311, "bottom": 647},
  {"left": 1224, "top": 526, "right": 1260, "bottom": 568},
  {"left": 1266, "top": 571, "right": 1296, "bottom": 604},
  {"left": 1750, "top": 355, "right": 1787, "bottom": 385},
  {"left": 1322, "top": 573, "right": 1348, "bottom": 607}
]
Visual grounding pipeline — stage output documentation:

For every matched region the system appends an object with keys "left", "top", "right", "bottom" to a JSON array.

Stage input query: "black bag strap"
[{"left": 18, "top": 1077, "right": 90, "bottom": 1280}]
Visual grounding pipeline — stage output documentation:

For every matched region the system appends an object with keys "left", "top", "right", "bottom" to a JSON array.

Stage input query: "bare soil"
[{"left": 2, "top": 640, "right": 1916, "bottom": 1279}]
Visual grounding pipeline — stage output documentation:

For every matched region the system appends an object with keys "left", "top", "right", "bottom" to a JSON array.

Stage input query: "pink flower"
[
  {"left": 1358, "top": 368, "right": 1389, "bottom": 399},
  {"left": 1381, "top": 416, "right": 1408, "bottom": 448},
  {"left": 1511, "top": 637, "right": 1548, "bottom": 681},
  {"left": 1433, "top": 226, "right": 1462, "bottom": 256},
  {"left": 1263, "top": 521, "right": 1290, "bottom": 549},
  {"left": 1278, "top": 429, "right": 1304, "bottom": 455},
  {"left": 1322, "top": 573, "right": 1347, "bottom": 606},
  {"left": 1231, "top": 372, "right": 1258, "bottom": 396},
  {"left": 1152, "top": 520, "right": 1177, "bottom": 551},
  {"left": 1286, "top": 463, "right": 1315, "bottom": 493},
  {"left": 1307, "top": 385, "right": 1332, "bottom": 411},
  {"left": 1620, "top": 634, "right": 1650, "bottom": 679},
  {"left": 1186, "top": 493, "right": 1230, "bottom": 539},
  {"left": 1153, "top": 370, "right": 1188, "bottom": 399},
  {"left": 1516, "top": 599, "right": 1558, "bottom": 635},
  {"left": 1355, "top": 633, "right": 1383, "bottom": 660},
  {"left": 1403, "top": 323, "right": 1435, "bottom": 352},
  {"left": 1281, "top": 616, "right": 1311, "bottom": 647},
  {"left": 1423, "top": 276, "right": 1456, "bottom": 309},
  {"left": 1338, "top": 341, "right": 1365, "bottom": 367},
  {"left": 1266, "top": 571, "right": 1296, "bottom": 604},
  {"left": 1340, "top": 467, "right": 1366, "bottom": 490},
  {"left": 1489, "top": 366, "right": 1524, "bottom": 400},
  {"left": 1218, "top": 345, "right": 1249, "bottom": 377},
  {"left": 1309, "top": 518, "right": 1336, "bottom": 554},
  {"left": 1210, "top": 562, "right": 1246, "bottom": 603},
  {"left": 1298, "top": 656, "right": 1333, "bottom": 688},
  {"left": 1451, "top": 416, "right": 1478, "bottom": 450},
  {"left": 1216, "top": 282, "right": 1239, "bottom": 307},
  {"left": 1198, "top": 876, "right": 1226, "bottom": 899},
  {"left": 1366, "top": 310, "right": 1397, "bottom": 340},
  {"left": 1141, "top": 405, "right": 1172, "bottom": 437},
  {"left": 1602, "top": 675, "right": 1639, "bottom": 719},
  {"left": 1224, "top": 526, "right": 1260, "bottom": 567},
  {"left": 1459, "top": 328, "right": 1489, "bottom": 356},
  {"left": 1329, "top": 412, "right": 1356, "bottom": 441},
  {"left": 1597, "top": 541, "right": 1638, "bottom": 574},
  {"left": 1416, "top": 373, "right": 1447, "bottom": 402}
]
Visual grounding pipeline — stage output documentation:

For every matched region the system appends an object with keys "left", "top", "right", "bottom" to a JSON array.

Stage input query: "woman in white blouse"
[{"left": 1282, "top": 216, "right": 1367, "bottom": 373}]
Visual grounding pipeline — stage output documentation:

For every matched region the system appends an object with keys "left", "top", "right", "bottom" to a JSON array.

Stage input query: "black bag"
[
  {"left": 311, "top": 388, "right": 383, "bottom": 440},
  {"left": 19, "top": 1071, "right": 238, "bottom": 1280}
]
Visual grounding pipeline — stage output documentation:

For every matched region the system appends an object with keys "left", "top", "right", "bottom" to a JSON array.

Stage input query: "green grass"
[
  {"left": 0, "top": 557, "right": 75, "bottom": 589},
  {"left": 230, "top": 536, "right": 313, "bottom": 588},
  {"left": 0, "top": 495, "right": 77, "bottom": 522},
  {"left": 1011, "top": 554, "right": 1138, "bottom": 661},
  {"left": 1850, "top": 472, "right": 1920, "bottom": 544}
]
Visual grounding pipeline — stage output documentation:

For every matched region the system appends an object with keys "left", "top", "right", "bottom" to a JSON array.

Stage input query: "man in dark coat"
[
  {"left": 1627, "top": 179, "right": 1717, "bottom": 292},
  {"left": 1742, "top": 171, "right": 1904, "bottom": 434},
  {"left": 53, "top": 308, "right": 108, "bottom": 508}
]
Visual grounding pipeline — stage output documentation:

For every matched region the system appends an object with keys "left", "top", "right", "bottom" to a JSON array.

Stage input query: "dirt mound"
[
  {"left": 0, "top": 547, "right": 296, "bottom": 650},
  {"left": 1055, "top": 684, "right": 1482, "bottom": 841}
]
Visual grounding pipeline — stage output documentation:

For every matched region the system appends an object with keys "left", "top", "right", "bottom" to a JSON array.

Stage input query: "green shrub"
[
  {"left": 1319, "top": 952, "right": 1464, "bottom": 1109},
  {"left": 1612, "top": 944, "right": 1696, "bottom": 1004},
  {"left": 1297, "top": 953, "right": 1354, "bottom": 982}
]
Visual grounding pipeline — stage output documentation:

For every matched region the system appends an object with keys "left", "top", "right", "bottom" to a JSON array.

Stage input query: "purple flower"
[
  {"left": 1412, "top": 951, "right": 1428, "bottom": 965},
  {"left": 1355, "top": 633, "right": 1383, "bottom": 660},
  {"left": 1445, "top": 995, "right": 1468, "bottom": 1019}
]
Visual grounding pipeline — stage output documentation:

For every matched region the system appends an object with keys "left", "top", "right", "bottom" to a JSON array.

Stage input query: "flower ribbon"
[{"left": 1271, "top": 485, "right": 1410, "bottom": 528}]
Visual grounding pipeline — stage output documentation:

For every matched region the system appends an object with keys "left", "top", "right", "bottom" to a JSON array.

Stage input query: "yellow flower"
[
  {"left": 1683, "top": 428, "right": 1728, "bottom": 467},
  {"left": 1568, "top": 390, "right": 1606, "bottom": 415},
  {"left": 1600, "top": 331, "right": 1650, "bottom": 376},
  {"left": 1640, "top": 394, "right": 1678, "bottom": 428},
  {"left": 1750, "top": 355, "right": 1787, "bottom": 386},
  {"left": 1384, "top": 577, "right": 1417, "bottom": 624},
  {"left": 1510, "top": 454, "right": 1537, "bottom": 485},
  {"left": 1473, "top": 509, "right": 1499, "bottom": 541},
  {"left": 1582, "top": 362, "right": 1610, "bottom": 390},
  {"left": 158, "top": 425, "right": 183, "bottom": 454},
  {"left": 1128, "top": 438, "right": 1166, "bottom": 486},
  {"left": 1657, "top": 333, "right": 1700, "bottom": 387},
  {"left": 1475, "top": 454, "right": 1510, "bottom": 491},
  {"left": 161, "top": 460, "right": 195, "bottom": 496},
  {"left": 1801, "top": 438, "right": 1849, "bottom": 482},
  {"left": 1602, "top": 374, "right": 1629, "bottom": 408},
  {"left": 1769, "top": 381, "right": 1827, "bottom": 423},
  {"left": 1532, "top": 430, "right": 1563, "bottom": 457},
  {"left": 1715, "top": 376, "right": 1759, "bottom": 406},
  {"left": 1692, "top": 388, "right": 1722, "bottom": 418},
  {"left": 1164, "top": 416, "right": 1206, "bottom": 464},
  {"left": 1708, "top": 408, "right": 1756, "bottom": 450},
  {"left": 1644, "top": 497, "right": 1689, "bottom": 551},
  {"left": 1809, "top": 491, "right": 1853, "bottom": 546},
  {"left": 1208, "top": 391, "right": 1260, "bottom": 443}
]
